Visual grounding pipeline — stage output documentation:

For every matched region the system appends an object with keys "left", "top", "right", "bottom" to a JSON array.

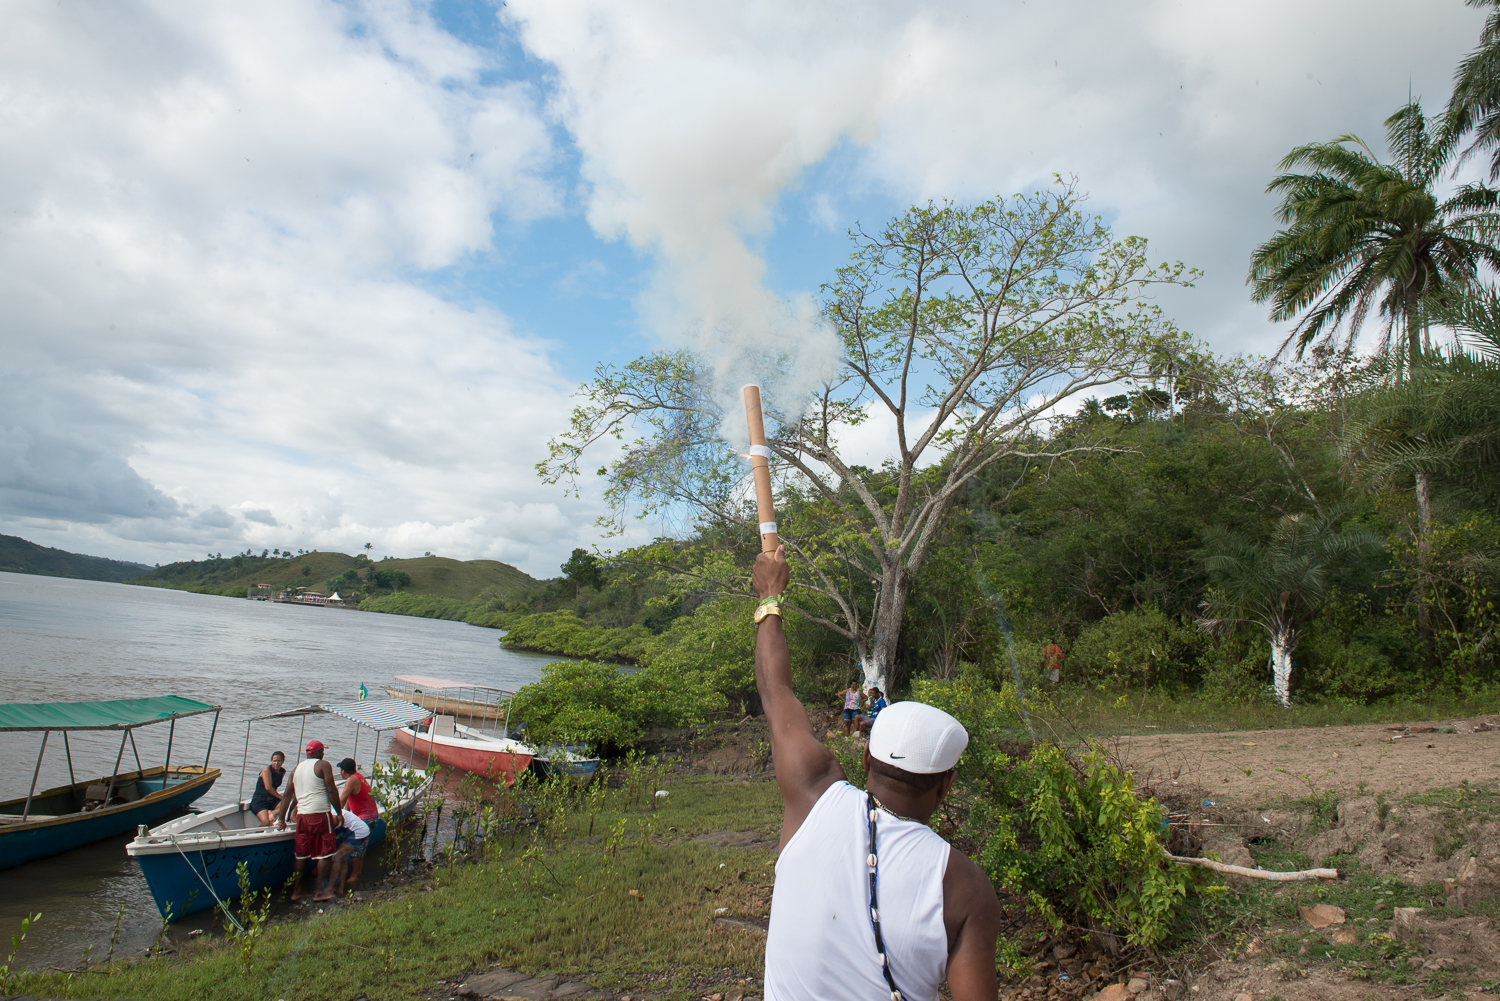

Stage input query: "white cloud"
[
  {"left": 512, "top": 0, "right": 1485, "bottom": 371},
  {"left": 849, "top": 1, "right": 1486, "bottom": 354},
  {"left": 0, "top": 0, "right": 601, "bottom": 575},
  {"left": 507, "top": 0, "right": 879, "bottom": 428},
  {"left": 3, "top": 0, "right": 1492, "bottom": 571}
]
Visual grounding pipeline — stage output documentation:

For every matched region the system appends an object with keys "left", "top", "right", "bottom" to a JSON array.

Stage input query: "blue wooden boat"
[
  {"left": 126, "top": 766, "right": 430, "bottom": 919},
  {"left": 128, "top": 697, "right": 435, "bottom": 920},
  {"left": 528, "top": 745, "right": 600, "bottom": 781},
  {"left": 0, "top": 696, "right": 222, "bottom": 870}
]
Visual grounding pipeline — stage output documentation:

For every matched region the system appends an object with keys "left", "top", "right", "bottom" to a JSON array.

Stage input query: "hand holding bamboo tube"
[{"left": 741, "top": 385, "right": 780, "bottom": 554}]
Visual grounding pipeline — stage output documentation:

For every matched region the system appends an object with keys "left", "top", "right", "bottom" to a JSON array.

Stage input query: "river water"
[{"left": 0, "top": 571, "right": 560, "bottom": 968}]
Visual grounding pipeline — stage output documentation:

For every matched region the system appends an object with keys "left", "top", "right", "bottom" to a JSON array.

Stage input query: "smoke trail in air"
[
  {"left": 976, "top": 569, "right": 1037, "bottom": 743},
  {"left": 507, "top": 1, "right": 921, "bottom": 434}
]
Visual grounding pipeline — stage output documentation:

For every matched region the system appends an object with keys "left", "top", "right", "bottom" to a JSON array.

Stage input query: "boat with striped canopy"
[{"left": 127, "top": 698, "right": 433, "bottom": 920}]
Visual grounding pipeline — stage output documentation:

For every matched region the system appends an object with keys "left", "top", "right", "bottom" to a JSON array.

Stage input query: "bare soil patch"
[{"left": 1110, "top": 715, "right": 1500, "bottom": 805}]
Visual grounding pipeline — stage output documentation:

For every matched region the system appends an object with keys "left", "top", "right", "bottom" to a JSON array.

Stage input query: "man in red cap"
[
  {"left": 271, "top": 739, "right": 343, "bottom": 902},
  {"left": 752, "top": 546, "right": 1000, "bottom": 1001}
]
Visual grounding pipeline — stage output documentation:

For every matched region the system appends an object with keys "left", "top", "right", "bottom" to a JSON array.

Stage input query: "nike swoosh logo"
[{"left": 888, "top": 753, "right": 905, "bottom": 759}]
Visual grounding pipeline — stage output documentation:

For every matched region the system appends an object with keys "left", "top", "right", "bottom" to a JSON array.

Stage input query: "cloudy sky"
[{"left": 0, "top": 0, "right": 1486, "bottom": 577}]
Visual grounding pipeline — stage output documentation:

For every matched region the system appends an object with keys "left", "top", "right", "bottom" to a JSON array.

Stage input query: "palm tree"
[
  {"left": 1449, "top": 0, "right": 1500, "bottom": 180},
  {"left": 1343, "top": 287, "right": 1500, "bottom": 503},
  {"left": 1249, "top": 101, "right": 1500, "bottom": 366},
  {"left": 1249, "top": 100, "right": 1500, "bottom": 664},
  {"left": 1197, "top": 509, "right": 1380, "bottom": 707}
]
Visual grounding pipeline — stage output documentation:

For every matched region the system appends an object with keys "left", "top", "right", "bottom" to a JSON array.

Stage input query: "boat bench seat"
[{"left": 83, "top": 780, "right": 143, "bottom": 805}]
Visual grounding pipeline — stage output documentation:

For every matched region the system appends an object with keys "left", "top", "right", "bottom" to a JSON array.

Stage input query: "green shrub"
[
  {"left": 913, "top": 677, "right": 1199, "bottom": 950},
  {"left": 373, "top": 567, "right": 411, "bottom": 590},
  {"left": 500, "top": 611, "right": 653, "bottom": 664},
  {"left": 508, "top": 660, "right": 725, "bottom": 751},
  {"left": 1192, "top": 634, "right": 1271, "bottom": 705},
  {"left": 642, "top": 598, "right": 758, "bottom": 709},
  {"left": 1295, "top": 627, "right": 1404, "bottom": 702},
  {"left": 359, "top": 592, "right": 519, "bottom": 630},
  {"left": 1068, "top": 607, "right": 1207, "bottom": 689},
  {"left": 959, "top": 638, "right": 1050, "bottom": 693},
  {"left": 360, "top": 593, "right": 468, "bottom": 619}
]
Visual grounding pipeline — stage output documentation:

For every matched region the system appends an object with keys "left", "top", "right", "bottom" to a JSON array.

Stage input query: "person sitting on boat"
[
  {"left": 248, "top": 750, "right": 287, "bottom": 825},
  {"left": 330, "top": 807, "right": 371, "bottom": 896},
  {"left": 270, "top": 739, "right": 344, "bottom": 903},
  {"left": 337, "top": 758, "right": 379, "bottom": 823}
]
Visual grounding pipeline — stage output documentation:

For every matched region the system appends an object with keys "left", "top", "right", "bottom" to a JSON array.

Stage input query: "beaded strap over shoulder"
[{"left": 866, "top": 793, "right": 906, "bottom": 1001}]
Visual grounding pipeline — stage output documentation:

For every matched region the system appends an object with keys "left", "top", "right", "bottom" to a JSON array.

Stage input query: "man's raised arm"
[{"left": 752, "top": 546, "right": 843, "bottom": 848}]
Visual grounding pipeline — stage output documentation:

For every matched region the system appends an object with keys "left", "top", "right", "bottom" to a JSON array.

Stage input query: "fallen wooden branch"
[{"left": 1165, "top": 852, "right": 1340, "bottom": 881}]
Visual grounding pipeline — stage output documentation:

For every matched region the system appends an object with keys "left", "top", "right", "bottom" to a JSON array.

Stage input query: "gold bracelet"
[{"left": 754, "top": 595, "right": 784, "bottom": 624}]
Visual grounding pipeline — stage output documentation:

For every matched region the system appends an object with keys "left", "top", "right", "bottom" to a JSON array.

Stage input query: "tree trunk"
[
  {"left": 1268, "top": 620, "right": 1297, "bottom": 708},
  {"left": 1415, "top": 470, "right": 1435, "bottom": 667},
  {"left": 859, "top": 566, "right": 910, "bottom": 694},
  {"left": 1406, "top": 288, "right": 1437, "bottom": 671}
]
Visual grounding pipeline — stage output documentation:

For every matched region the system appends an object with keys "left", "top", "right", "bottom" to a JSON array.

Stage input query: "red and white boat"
[{"left": 390, "top": 715, "right": 534, "bottom": 784}]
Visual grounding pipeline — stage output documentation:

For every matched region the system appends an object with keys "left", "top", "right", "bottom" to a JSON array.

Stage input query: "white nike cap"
[{"left": 868, "top": 700, "right": 969, "bottom": 774}]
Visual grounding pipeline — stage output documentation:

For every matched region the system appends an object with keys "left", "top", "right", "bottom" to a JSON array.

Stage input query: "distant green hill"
[
  {"left": 0, "top": 534, "right": 151, "bottom": 583},
  {"left": 126, "top": 551, "right": 539, "bottom": 601}
]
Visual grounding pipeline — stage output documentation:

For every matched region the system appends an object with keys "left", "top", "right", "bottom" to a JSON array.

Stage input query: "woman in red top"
[{"left": 338, "top": 758, "right": 379, "bottom": 821}]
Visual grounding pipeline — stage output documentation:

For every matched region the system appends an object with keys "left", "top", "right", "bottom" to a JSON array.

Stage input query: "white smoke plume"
[{"left": 506, "top": 0, "right": 920, "bottom": 436}]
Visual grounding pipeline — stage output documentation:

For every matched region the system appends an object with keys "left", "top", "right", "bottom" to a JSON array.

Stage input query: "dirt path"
[{"left": 1108, "top": 715, "right": 1500, "bottom": 806}]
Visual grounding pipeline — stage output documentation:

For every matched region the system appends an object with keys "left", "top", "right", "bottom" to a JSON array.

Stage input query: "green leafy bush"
[
  {"left": 1068, "top": 607, "right": 1207, "bottom": 689},
  {"left": 914, "top": 677, "right": 1198, "bottom": 950},
  {"left": 643, "top": 598, "right": 758, "bottom": 708},
  {"left": 958, "top": 639, "right": 1051, "bottom": 692},
  {"left": 500, "top": 611, "right": 653, "bottom": 664},
  {"left": 508, "top": 660, "right": 725, "bottom": 751},
  {"left": 1295, "top": 627, "right": 1404, "bottom": 702},
  {"left": 359, "top": 592, "right": 516, "bottom": 629},
  {"left": 373, "top": 567, "right": 411, "bottom": 590},
  {"left": 1191, "top": 634, "right": 1272, "bottom": 705}
]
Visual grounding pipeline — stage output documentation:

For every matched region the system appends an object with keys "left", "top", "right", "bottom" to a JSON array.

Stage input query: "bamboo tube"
[{"left": 741, "top": 385, "right": 780, "bottom": 553}]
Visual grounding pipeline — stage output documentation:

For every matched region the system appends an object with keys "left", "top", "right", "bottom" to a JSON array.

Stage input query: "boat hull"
[
  {"left": 127, "top": 770, "right": 430, "bottom": 919},
  {"left": 528, "top": 753, "right": 600, "bottom": 781},
  {"left": 0, "top": 767, "right": 218, "bottom": 871},
  {"left": 390, "top": 726, "right": 532, "bottom": 783}
]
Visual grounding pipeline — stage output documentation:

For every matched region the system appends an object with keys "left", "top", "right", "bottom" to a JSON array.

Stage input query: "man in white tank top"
[
  {"left": 752, "top": 547, "right": 1000, "bottom": 1001},
  {"left": 271, "top": 739, "right": 344, "bottom": 902}
]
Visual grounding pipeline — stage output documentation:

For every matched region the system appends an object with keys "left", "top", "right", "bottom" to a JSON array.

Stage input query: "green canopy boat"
[{"left": 0, "top": 696, "right": 222, "bottom": 870}]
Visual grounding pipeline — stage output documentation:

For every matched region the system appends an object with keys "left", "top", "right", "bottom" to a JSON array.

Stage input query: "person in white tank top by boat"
[
  {"left": 271, "top": 739, "right": 344, "bottom": 902},
  {"left": 752, "top": 546, "right": 1000, "bottom": 1001}
]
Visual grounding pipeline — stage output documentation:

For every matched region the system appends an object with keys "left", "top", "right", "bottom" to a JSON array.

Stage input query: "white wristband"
[
  {"left": 759, "top": 522, "right": 777, "bottom": 535},
  {"left": 748, "top": 444, "right": 771, "bottom": 459}
]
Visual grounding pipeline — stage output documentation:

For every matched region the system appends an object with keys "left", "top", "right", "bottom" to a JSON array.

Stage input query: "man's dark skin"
[
  {"left": 753, "top": 546, "right": 1001, "bottom": 1001},
  {"left": 271, "top": 746, "right": 344, "bottom": 902}
]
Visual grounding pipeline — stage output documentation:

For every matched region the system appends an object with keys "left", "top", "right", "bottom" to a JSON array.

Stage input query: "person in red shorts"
[{"left": 271, "top": 739, "right": 344, "bottom": 902}]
